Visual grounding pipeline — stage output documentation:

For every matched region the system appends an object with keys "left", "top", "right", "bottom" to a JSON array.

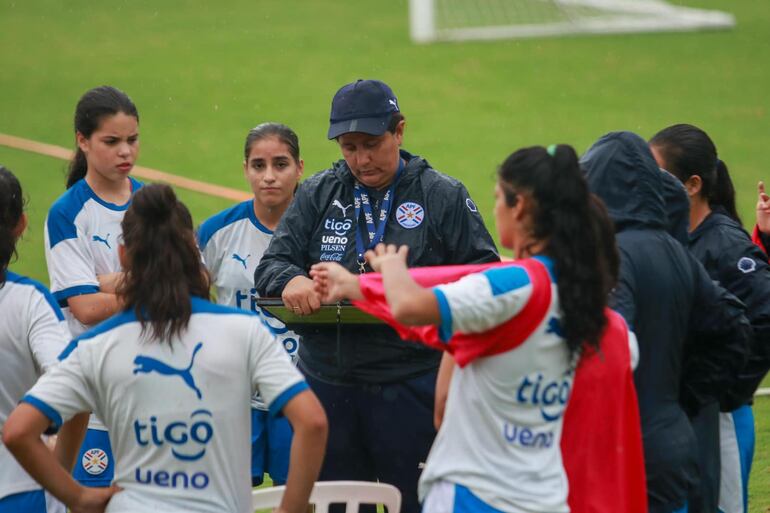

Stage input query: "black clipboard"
[{"left": 257, "top": 298, "right": 382, "bottom": 325}]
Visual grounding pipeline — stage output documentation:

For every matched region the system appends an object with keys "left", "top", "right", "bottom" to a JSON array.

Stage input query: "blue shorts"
[
  {"left": 251, "top": 408, "right": 293, "bottom": 486},
  {"left": 0, "top": 490, "right": 46, "bottom": 513},
  {"left": 72, "top": 429, "right": 114, "bottom": 487}
]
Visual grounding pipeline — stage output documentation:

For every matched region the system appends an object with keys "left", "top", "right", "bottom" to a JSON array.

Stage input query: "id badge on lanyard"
[{"left": 353, "top": 159, "right": 405, "bottom": 274}]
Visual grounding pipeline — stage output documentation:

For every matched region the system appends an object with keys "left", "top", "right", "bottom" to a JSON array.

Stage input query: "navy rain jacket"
[
  {"left": 689, "top": 207, "right": 770, "bottom": 408},
  {"left": 582, "top": 131, "right": 750, "bottom": 513},
  {"left": 255, "top": 150, "right": 499, "bottom": 384}
]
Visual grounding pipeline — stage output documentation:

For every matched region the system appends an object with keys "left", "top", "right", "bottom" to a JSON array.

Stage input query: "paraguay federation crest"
[
  {"left": 82, "top": 448, "right": 109, "bottom": 475},
  {"left": 396, "top": 202, "right": 424, "bottom": 229}
]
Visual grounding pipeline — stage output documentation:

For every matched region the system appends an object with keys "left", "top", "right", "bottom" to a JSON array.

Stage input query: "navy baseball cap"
[{"left": 327, "top": 79, "right": 400, "bottom": 139}]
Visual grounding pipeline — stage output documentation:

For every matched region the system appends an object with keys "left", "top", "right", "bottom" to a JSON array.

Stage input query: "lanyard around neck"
[{"left": 353, "top": 159, "right": 405, "bottom": 272}]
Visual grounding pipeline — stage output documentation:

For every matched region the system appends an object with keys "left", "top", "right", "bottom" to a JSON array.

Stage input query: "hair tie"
[{"left": 547, "top": 144, "right": 557, "bottom": 157}]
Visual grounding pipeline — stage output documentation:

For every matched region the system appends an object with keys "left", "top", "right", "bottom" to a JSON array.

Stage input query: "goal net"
[{"left": 409, "top": 0, "right": 735, "bottom": 43}]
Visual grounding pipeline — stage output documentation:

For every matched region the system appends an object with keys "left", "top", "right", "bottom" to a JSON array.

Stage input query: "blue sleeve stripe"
[
  {"left": 433, "top": 288, "right": 453, "bottom": 343},
  {"left": 197, "top": 201, "right": 253, "bottom": 249},
  {"left": 59, "top": 309, "right": 139, "bottom": 360},
  {"left": 268, "top": 381, "right": 309, "bottom": 417},
  {"left": 58, "top": 339, "right": 80, "bottom": 361},
  {"left": 6, "top": 272, "right": 65, "bottom": 321},
  {"left": 46, "top": 184, "right": 87, "bottom": 248},
  {"left": 483, "top": 265, "right": 532, "bottom": 296},
  {"left": 53, "top": 285, "right": 100, "bottom": 307},
  {"left": 21, "top": 395, "right": 63, "bottom": 435}
]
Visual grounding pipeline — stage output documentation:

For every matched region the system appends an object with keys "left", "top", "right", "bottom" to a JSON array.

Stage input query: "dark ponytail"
[
  {"left": 498, "top": 145, "right": 618, "bottom": 355},
  {"left": 650, "top": 124, "right": 739, "bottom": 222},
  {"left": 118, "top": 184, "right": 209, "bottom": 341},
  {"left": 712, "top": 159, "right": 741, "bottom": 224},
  {"left": 0, "top": 166, "right": 24, "bottom": 286},
  {"left": 67, "top": 86, "right": 139, "bottom": 188}
]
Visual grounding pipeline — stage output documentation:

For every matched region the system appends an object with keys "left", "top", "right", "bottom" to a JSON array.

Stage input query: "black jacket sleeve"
[
  {"left": 608, "top": 245, "right": 637, "bottom": 329},
  {"left": 714, "top": 240, "right": 770, "bottom": 407},
  {"left": 254, "top": 183, "right": 318, "bottom": 297},
  {"left": 679, "top": 257, "right": 751, "bottom": 416},
  {"left": 428, "top": 179, "right": 499, "bottom": 264}
]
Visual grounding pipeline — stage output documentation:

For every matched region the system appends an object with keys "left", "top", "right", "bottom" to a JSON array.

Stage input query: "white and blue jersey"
[
  {"left": 23, "top": 297, "right": 306, "bottom": 513},
  {"left": 198, "top": 200, "right": 300, "bottom": 410},
  {"left": 44, "top": 177, "right": 142, "bottom": 337},
  {"left": 420, "top": 257, "right": 572, "bottom": 513},
  {"left": 0, "top": 272, "right": 69, "bottom": 509}
]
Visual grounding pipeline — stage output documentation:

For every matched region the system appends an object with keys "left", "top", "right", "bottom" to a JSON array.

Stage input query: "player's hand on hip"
[
  {"left": 282, "top": 275, "right": 322, "bottom": 315},
  {"left": 71, "top": 484, "right": 121, "bottom": 513},
  {"left": 757, "top": 181, "right": 770, "bottom": 234},
  {"left": 365, "top": 243, "right": 409, "bottom": 273}
]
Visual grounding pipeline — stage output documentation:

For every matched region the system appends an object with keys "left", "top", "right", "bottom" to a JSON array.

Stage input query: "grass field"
[{"left": 1, "top": 0, "right": 768, "bottom": 508}]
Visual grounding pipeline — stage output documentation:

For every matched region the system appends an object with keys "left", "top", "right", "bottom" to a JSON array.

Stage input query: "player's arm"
[
  {"left": 55, "top": 412, "right": 90, "bottom": 471},
  {"left": 3, "top": 404, "right": 119, "bottom": 512},
  {"left": 96, "top": 272, "right": 124, "bottom": 294},
  {"left": 67, "top": 293, "right": 121, "bottom": 326},
  {"left": 277, "top": 390, "right": 328, "bottom": 513},
  {"left": 363, "top": 244, "right": 440, "bottom": 325},
  {"left": 434, "top": 352, "right": 455, "bottom": 430}
]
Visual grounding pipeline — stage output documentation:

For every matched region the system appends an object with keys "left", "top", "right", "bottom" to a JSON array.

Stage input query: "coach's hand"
[{"left": 283, "top": 276, "right": 321, "bottom": 315}]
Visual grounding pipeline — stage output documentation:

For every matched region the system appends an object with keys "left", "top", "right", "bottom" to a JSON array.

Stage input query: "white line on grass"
[{"left": 0, "top": 132, "right": 251, "bottom": 202}]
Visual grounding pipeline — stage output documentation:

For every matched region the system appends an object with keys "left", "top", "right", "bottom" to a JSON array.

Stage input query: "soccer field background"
[{"left": 1, "top": 0, "right": 768, "bottom": 507}]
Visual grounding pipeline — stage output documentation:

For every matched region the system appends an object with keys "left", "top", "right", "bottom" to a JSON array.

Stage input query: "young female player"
[
  {"left": 311, "top": 145, "right": 621, "bottom": 512},
  {"left": 650, "top": 125, "right": 770, "bottom": 513},
  {"left": 0, "top": 166, "right": 70, "bottom": 513},
  {"left": 4, "top": 184, "right": 328, "bottom": 513},
  {"left": 197, "top": 122, "right": 304, "bottom": 487},
  {"left": 43, "top": 85, "right": 142, "bottom": 487}
]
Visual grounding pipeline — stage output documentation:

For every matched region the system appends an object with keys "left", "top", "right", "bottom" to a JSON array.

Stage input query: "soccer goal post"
[{"left": 409, "top": 0, "right": 735, "bottom": 43}]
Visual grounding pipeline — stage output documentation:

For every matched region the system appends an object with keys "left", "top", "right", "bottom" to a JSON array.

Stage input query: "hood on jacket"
[
  {"left": 581, "top": 131, "right": 667, "bottom": 232},
  {"left": 660, "top": 169, "right": 690, "bottom": 244}
]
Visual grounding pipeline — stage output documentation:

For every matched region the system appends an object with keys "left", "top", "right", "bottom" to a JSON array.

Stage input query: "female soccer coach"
[{"left": 254, "top": 79, "right": 499, "bottom": 513}]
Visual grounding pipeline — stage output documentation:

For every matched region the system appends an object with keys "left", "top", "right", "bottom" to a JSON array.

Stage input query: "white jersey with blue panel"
[
  {"left": 0, "top": 272, "right": 70, "bottom": 502},
  {"left": 198, "top": 200, "right": 300, "bottom": 410},
  {"left": 23, "top": 297, "right": 306, "bottom": 513},
  {"left": 419, "top": 257, "right": 572, "bottom": 513},
  {"left": 44, "top": 177, "right": 142, "bottom": 337},
  {"left": 44, "top": 177, "right": 142, "bottom": 436}
]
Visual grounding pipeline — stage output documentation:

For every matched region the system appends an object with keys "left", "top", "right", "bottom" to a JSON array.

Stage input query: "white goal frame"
[{"left": 409, "top": 0, "right": 735, "bottom": 43}]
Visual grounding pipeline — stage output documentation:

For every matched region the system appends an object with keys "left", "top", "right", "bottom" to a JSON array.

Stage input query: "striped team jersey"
[
  {"left": 44, "top": 177, "right": 143, "bottom": 337},
  {"left": 419, "top": 257, "right": 572, "bottom": 513},
  {"left": 23, "top": 298, "right": 306, "bottom": 513},
  {"left": 0, "top": 272, "right": 69, "bottom": 501},
  {"left": 198, "top": 200, "right": 299, "bottom": 411}
]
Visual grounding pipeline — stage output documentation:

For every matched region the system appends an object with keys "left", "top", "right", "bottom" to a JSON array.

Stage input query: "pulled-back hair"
[
  {"left": 0, "top": 166, "right": 24, "bottom": 286},
  {"left": 118, "top": 184, "right": 209, "bottom": 341},
  {"left": 67, "top": 86, "right": 139, "bottom": 189},
  {"left": 244, "top": 122, "right": 301, "bottom": 162},
  {"left": 650, "top": 123, "right": 741, "bottom": 224},
  {"left": 498, "top": 145, "right": 618, "bottom": 355}
]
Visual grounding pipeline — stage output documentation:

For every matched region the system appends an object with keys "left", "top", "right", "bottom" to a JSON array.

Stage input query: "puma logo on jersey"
[
  {"left": 92, "top": 233, "right": 111, "bottom": 249},
  {"left": 332, "top": 200, "right": 352, "bottom": 217},
  {"left": 133, "top": 342, "right": 204, "bottom": 399},
  {"left": 232, "top": 253, "right": 250, "bottom": 269}
]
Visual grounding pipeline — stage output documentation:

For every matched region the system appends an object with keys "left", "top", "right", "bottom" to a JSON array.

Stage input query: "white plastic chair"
[{"left": 252, "top": 480, "right": 401, "bottom": 513}]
